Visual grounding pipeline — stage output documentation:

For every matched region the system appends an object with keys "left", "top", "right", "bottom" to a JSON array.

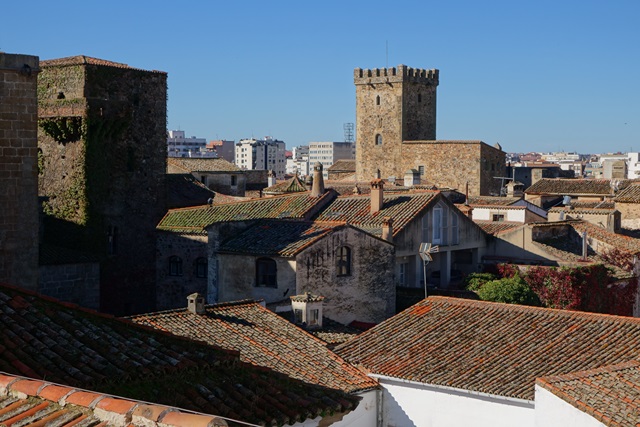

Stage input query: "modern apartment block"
[
  {"left": 235, "top": 136, "right": 286, "bottom": 178},
  {"left": 167, "top": 130, "right": 213, "bottom": 158},
  {"left": 308, "top": 141, "right": 355, "bottom": 178}
]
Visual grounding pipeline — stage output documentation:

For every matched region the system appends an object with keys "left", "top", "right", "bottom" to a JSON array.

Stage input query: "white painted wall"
[
  {"left": 290, "top": 390, "right": 378, "bottom": 427},
  {"left": 378, "top": 376, "right": 534, "bottom": 427},
  {"left": 534, "top": 385, "right": 605, "bottom": 427},
  {"left": 472, "top": 207, "right": 526, "bottom": 222}
]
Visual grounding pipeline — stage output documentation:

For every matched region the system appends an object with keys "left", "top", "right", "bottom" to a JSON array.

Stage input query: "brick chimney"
[
  {"left": 371, "top": 178, "right": 384, "bottom": 214},
  {"left": 311, "top": 162, "right": 325, "bottom": 197},
  {"left": 187, "top": 292, "right": 205, "bottom": 314},
  {"left": 381, "top": 217, "right": 393, "bottom": 242}
]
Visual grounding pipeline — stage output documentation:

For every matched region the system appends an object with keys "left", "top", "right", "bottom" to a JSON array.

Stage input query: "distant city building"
[
  {"left": 207, "top": 140, "right": 235, "bottom": 163},
  {"left": 287, "top": 145, "right": 310, "bottom": 176},
  {"left": 627, "top": 152, "right": 640, "bottom": 179},
  {"left": 167, "top": 130, "right": 213, "bottom": 158},
  {"left": 235, "top": 136, "right": 286, "bottom": 178},
  {"left": 308, "top": 141, "right": 355, "bottom": 178}
]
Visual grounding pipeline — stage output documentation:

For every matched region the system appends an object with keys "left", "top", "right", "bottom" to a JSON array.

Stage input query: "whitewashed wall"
[
  {"left": 377, "top": 376, "right": 534, "bottom": 427},
  {"left": 534, "top": 385, "right": 605, "bottom": 427},
  {"left": 291, "top": 390, "right": 378, "bottom": 427},
  {"left": 473, "top": 207, "right": 526, "bottom": 222}
]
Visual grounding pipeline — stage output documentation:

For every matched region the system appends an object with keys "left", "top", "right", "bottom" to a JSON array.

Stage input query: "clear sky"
[{"left": 3, "top": 0, "right": 639, "bottom": 154}]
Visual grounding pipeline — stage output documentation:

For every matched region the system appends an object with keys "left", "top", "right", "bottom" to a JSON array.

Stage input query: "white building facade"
[
  {"left": 235, "top": 137, "right": 286, "bottom": 178},
  {"left": 167, "top": 130, "right": 213, "bottom": 158},
  {"left": 308, "top": 142, "right": 355, "bottom": 178},
  {"left": 287, "top": 145, "right": 310, "bottom": 177}
]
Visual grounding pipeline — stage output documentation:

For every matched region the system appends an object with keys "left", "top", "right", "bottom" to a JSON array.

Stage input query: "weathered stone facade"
[
  {"left": 37, "top": 56, "right": 167, "bottom": 315},
  {"left": 39, "top": 262, "right": 100, "bottom": 310},
  {"left": 354, "top": 65, "right": 506, "bottom": 195},
  {"left": 0, "top": 53, "right": 40, "bottom": 290}
]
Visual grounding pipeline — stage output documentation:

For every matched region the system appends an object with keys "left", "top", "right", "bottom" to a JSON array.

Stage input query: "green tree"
[
  {"left": 476, "top": 276, "right": 541, "bottom": 306},
  {"left": 464, "top": 272, "right": 497, "bottom": 291}
]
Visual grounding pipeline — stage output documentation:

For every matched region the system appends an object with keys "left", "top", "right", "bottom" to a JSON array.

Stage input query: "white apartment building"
[
  {"left": 235, "top": 136, "right": 286, "bottom": 178},
  {"left": 287, "top": 145, "right": 310, "bottom": 176},
  {"left": 167, "top": 130, "right": 214, "bottom": 158},
  {"left": 627, "top": 153, "right": 640, "bottom": 179},
  {"left": 308, "top": 142, "right": 355, "bottom": 178}
]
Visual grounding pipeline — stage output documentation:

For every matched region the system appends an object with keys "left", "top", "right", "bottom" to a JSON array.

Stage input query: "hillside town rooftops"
[
  {"left": 167, "top": 157, "right": 241, "bottom": 173},
  {"left": 614, "top": 184, "right": 640, "bottom": 203},
  {"left": 525, "top": 178, "right": 634, "bottom": 196},
  {"left": 466, "top": 196, "right": 521, "bottom": 206},
  {"left": 475, "top": 220, "right": 524, "bottom": 235},
  {"left": 263, "top": 174, "right": 308, "bottom": 195}
]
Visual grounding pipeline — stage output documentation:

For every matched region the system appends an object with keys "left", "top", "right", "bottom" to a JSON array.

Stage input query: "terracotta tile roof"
[
  {"left": 475, "top": 220, "right": 524, "bottom": 235},
  {"left": 165, "top": 173, "right": 217, "bottom": 209},
  {"left": 548, "top": 206, "right": 616, "bottom": 215},
  {"left": 537, "top": 361, "right": 640, "bottom": 427},
  {"left": 614, "top": 184, "right": 640, "bottom": 203},
  {"left": 569, "top": 200, "right": 616, "bottom": 209},
  {"left": 0, "top": 374, "right": 229, "bottom": 427},
  {"left": 157, "top": 191, "right": 335, "bottom": 234},
  {"left": 335, "top": 296, "right": 640, "bottom": 401},
  {"left": 467, "top": 196, "right": 521, "bottom": 206},
  {"left": 40, "top": 55, "right": 165, "bottom": 74},
  {"left": 263, "top": 174, "right": 308, "bottom": 195},
  {"left": 314, "top": 191, "right": 439, "bottom": 236},
  {"left": 128, "top": 300, "right": 378, "bottom": 394},
  {"left": 568, "top": 220, "right": 640, "bottom": 254},
  {"left": 219, "top": 220, "right": 349, "bottom": 257},
  {"left": 167, "top": 157, "right": 241, "bottom": 173},
  {"left": 327, "top": 160, "right": 356, "bottom": 172},
  {"left": 525, "top": 178, "right": 634, "bottom": 196},
  {"left": 0, "top": 284, "right": 360, "bottom": 425}
]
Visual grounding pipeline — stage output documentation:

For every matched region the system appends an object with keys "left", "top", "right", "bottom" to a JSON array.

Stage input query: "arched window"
[
  {"left": 169, "top": 256, "right": 183, "bottom": 276},
  {"left": 375, "top": 134, "right": 383, "bottom": 146},
  {"left": 256, "top": 257, "right": 277, "bottom": 288},
  {"left": 376, "top": 95, "right": 380, "bottom": 105},
  {"left": 195, "top": 257, "right": 207, "bottom": 278},
  {"left": 336, "top": 246, "right": 351, "bottom": 276}
]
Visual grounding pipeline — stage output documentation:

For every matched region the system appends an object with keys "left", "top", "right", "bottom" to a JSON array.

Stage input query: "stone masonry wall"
[
  {"left": 0, "top": 53, "right": 39, "bottom": 290},
  {"left": 39, "top": 262, "right": 100, "bottom": 310}
]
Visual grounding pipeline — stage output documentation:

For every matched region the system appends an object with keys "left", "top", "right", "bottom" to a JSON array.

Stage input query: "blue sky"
[{"left": 3, "top": 0, "right": 639, "bottom": 153}]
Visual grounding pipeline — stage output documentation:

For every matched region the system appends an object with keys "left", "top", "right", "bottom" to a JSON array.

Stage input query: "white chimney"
[
  {"left": 290, "top": 292, "right": 324, "bottom": 328},
  {"left": 187, "top": 292, "right": 206, "bottom": 314},
  {"left": 267, "top": 170, "right": 277, "bottom": 187}
]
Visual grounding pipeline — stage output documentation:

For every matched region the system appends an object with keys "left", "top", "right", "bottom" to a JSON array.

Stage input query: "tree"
[{"left": 476, "top": 276, "right": 541, "bottom": 306}]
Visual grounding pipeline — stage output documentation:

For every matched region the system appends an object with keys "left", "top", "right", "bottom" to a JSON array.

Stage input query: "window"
[
  {"left": 418, "top": 165, "right": 425, "bottom": 176},
  {"left": 399, "top": 262, "right": 408, "bottom": 285},
  {"left": 308, "top": 309, "right": 319, "bottom": 326},
  {"left": 375, "top": 134, "right": 382, "bottom": 146},
  {"left": 433, "top": 207, "right": 442, "bottom": 244},
  {"left": 376, "top": 95, "right": 380, "bottom": 105},
  {"left": 256, "top": 257, "right": 277, "bottom": 287},
  {"left": 230, "top": 175, "right": 237, "bottom": 186},
  {"left": 451, "top": 212, "right": 459, "bottom": 245},
  {"left": 418, "top": 93, "right": 422, "bottom": 103},
  {"left": 442, "top": 207, "right": 449, "bottom": 245},
  {"left": 195, "top": 257, "right": 207, "bottom": 278},
  {"left": 200, "top": 175, "right": 206, "bottom": 184},
  {"left": 169, "top": 256, "right": 183, "bottom": 276},
  {"left": 336, "top": 246, "right": 351, "bottom": 276},
  {"left": 492, "top": 214, "right": 505, "bottom": 222},
  {"left": 294, "top": 309, "right": 303, "bottom": 324}
]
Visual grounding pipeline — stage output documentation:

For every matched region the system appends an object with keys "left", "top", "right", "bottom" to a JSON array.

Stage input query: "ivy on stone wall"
[{"left": 38, "top": 117, "right": 84, "bottom": 144}]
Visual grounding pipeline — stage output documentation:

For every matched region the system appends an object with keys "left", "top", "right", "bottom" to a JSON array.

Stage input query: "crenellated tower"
[{"left": 354, "top": 65, "right": 439, "bottom": 181}]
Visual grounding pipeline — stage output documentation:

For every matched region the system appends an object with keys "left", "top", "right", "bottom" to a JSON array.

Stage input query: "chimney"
[
  {"left": 267, "top": 170, "right": 277, "bottom": 187},
  {"left": 187, "top": 292, "right": 205, "bottom": 314},
  {"left": 290, "top": 292, "right": 324, "bottom": 328},
  {"left": 404, "top": 169, "right": 420, "bottom": 187},
  {"left": 311, "top": 162, "right": 325, "bottom": 197},
  {"left": 381, "top": 217, "right": 393, "bottom": 242},
  {"left": 370, "top": 178, "right": 384, "bottom": 214}
]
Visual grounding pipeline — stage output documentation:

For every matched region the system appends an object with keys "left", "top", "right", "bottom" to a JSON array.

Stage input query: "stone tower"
[
  {"left": 354, "top": 65, "right": 439, "bottom": 181},
  {"left": 37, "top": 56, "right": 167, "bottom": 315},
  {"left": 0, "top": 53, "right": 40, "bottom": 290}
]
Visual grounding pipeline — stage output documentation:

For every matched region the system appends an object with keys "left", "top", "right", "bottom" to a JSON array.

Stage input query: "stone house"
[
  {"left": 547, "top": 201, "right": 621, "bottom": 232},
  {"left": 466, "top": 195, "right": 547, "bottom": 223},
  {"left": 524, "top": 178, "right": 633, "bottom": 208},
  {"left": 315, "top": 180, "right": 487, "bottom": 288},
  {"left": 354, "top": 65, "right": 506, "bottom": 195},
  {"left": 335, "top": 296, "right": 640, "bottom": 427},
  {"left": 167, "top": 157, "right": 246, "bottom": 197},
  {"left": 209, "top": 219, "right": 395, "bottom": 324},
  {"left": 614, "top": 184, "right": 640, "bottom": 229}
]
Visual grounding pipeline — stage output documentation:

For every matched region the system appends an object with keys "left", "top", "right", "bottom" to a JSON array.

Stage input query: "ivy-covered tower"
[{"left": 38, "top": 56, "right": 167, "bottom": 315}]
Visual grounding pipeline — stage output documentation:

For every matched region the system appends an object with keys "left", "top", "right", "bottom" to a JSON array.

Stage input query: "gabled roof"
[
  {"left": 219, "top": 220, "right": 368, "bottom": 257},
  {"left": 157, "top": 191, "right": 335, "bottom": 234},
  {"left": 0, "top": 374, "right": 228, "bottom": 427},
  {"left": 129, "top": 300, "right": 378, "bottom": 394},
  {"left": 614, "top": 184, "right": 640, "bottom": 203},
  {"left": 0, "top": 283, "right": 359, "bottom": 425},
  {"left": 165, "top": 173, "right": 216, "bottom": 209},
  {"left": 327, "top": 160, "right": 356, "bottom": 172},
  {"left": 525, "top": 178, "right": 633, "bottom": 196},
  {"left": 537, "top": 361, "right": 640, "bottom": 427},
  {"left": 263, "top": 174, "right": 308, "bottom": 195},
  {"left": 475, "top": 220, "right": 524, "bottom": 235},
  {"left": 467, "top": 196, "right": 521, "bottom": 206},
  {"left": 335, "top": 296, "right": 640, "bottom": 401},
  {"left": 167, "top": 157, "right": 241, "bottom": 173},
  {"left": 40, "top": 55, "right": 165, "bottom": 74},
  {"left": 314, "top": 191, "right": 439, "bottom": 236}
]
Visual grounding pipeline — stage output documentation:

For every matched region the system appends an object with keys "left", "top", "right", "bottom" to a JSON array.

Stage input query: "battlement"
[{"left": 354, "top": 65, "right": 439, "bottom": 85}]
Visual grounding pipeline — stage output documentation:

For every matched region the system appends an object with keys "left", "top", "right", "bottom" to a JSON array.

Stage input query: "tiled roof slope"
[
  {"left": 335, "top": 296, "right": 640, "bottom": 401},
  {"left": 614, "top": 184, "right": 640, "bottom": 203},
  {"left": 566, "top": 220, "right": 640, "bottom": 254},
  {"left": 219, "top": 220, "right": 348, "bottom": 257},
  {"left": 157, "top": 191, "right": 335, "bottom": 234},
  {"left": 475, "top": 220, "right": 523, "bottom": 235},
  {"left": 314, "top": 191, "right": 438, "bottom": 236},
  {"left": 537, "top": 361, "right": 640, "bottom": 427},
  {"left": 263, "top": 175, "right": 308, "bottom": 195},
  {"left": 0, "top": 284, "right": 360, "bottom": 425},
  {"left": 467, "top": 196, "right": 521, "bottom": 206},
  {"left": 568, "top": 200, "right": 616, "bottom": 209},
  {"left": 525, "top": 178, "right": 633, "bottom": 196},
  {"left": 167, "top": 157, "right": 241, "bottom": 173},
  {"left": 327, "top": 160, "right": 356, "bottom": 172},
  {"left": 40, "top": 55, "right": 165, "bottom": 74},
  {"left": 129, "top": 300, "right": 378, "bottom": 394},
  {"left": 166, "top": 173, "right": 216, "bottom": 209},
  {"left": 0, "top": 374, "right": 229, "bottom": 427}
]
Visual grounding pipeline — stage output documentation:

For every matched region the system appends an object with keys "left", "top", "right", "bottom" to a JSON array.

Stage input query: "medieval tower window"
[
  {"left": 169, "top": 256, "right": 183, "bottom": 276},
  {"left": 336, "top": 246, "right": 352, "bottom": 276},
  {"left": 376, "top": 95, "right": 380, "bottom": 105},
  {"left": 418, "top": 165, "right": 425, "bottom": 176},
  {"left": 195, "top": 257, "right": 207, "bottom": 278},
  {"left": 375, "top": 134, "right": 383, "bottom": 146},
  {"left": 256, "top": 257, "right": 277, "bottom": 287}
]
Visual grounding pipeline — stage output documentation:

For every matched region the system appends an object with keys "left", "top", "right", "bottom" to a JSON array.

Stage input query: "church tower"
[{"left": 354, "top": 65, "right": 438, "bottom": 181}]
